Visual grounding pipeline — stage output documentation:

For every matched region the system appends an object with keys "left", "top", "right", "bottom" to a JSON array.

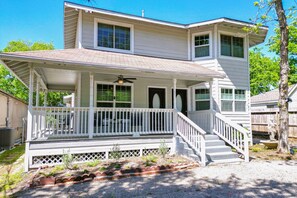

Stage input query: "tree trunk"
[{"left": 275, "top": 0, "right": 290, "bottom": 153}]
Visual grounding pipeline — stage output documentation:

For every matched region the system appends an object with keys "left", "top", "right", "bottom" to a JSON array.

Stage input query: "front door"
[
  {"left": 172, "top": 89, "right": 188, "bottom": 116},
  {"left": 148, "top": 88, "right": 166, "bottom": 109},
  {"left": 148, "top": 88, "right": 166, "bottom": 131}
]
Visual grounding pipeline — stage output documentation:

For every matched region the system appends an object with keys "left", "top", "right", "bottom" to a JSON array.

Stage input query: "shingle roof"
[
  {"left": 251, "top": 85, "right": 297, "bottom": 104},
  {"left": 0, "top": 48, "right": 224, "bottom": 87}
]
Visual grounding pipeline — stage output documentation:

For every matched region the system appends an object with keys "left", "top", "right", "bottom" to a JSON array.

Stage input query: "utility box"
[{"left": 0, "top": 128, "right": 17, "bottom": 148}]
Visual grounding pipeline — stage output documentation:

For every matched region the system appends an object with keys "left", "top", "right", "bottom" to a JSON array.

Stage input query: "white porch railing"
[
  {"left": 30, "top": 107, "right": 174, "bottom": 139},
  {"left": 212, "top": 111, "right": 249, "bottom": 162},
  {"left": 31, "top": 107, "right": 89, "bottom": 139},
  {"left": 93, "top": 108, "right": 174, "bottom": 136},
  {"left": 176, "top": 112, "right": 206, "bottom": 166}
]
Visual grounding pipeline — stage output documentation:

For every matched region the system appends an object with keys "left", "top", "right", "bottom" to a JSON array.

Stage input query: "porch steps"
[
  {"left": 175, "top": 136, "right": 200, "bottom": 162},
  {"left": 205, "top": 134, "right": 242, "bottom": 164},
  {"left": 176, "top": 134, "right": 243, "bottom": 165}
]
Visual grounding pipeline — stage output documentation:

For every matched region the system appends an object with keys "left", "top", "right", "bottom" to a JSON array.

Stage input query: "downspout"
[{"left": 6, "top": 96, "right": 9, "bottom": 127}]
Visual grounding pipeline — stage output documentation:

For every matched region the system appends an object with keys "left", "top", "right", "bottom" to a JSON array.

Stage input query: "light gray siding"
[
  {"left": 81, "top": 12, "right": 188, "bottom": 60},
  {"left": 191, "top": 25, "right": 251, "bottom": 129}
]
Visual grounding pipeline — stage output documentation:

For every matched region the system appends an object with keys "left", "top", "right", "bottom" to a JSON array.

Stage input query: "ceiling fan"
[{"left": 114, "top": 75, "right": 137, "bottom": 84}]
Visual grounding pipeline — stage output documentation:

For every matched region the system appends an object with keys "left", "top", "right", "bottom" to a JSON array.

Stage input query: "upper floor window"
[
  {"left": 95, "top": 19, "right": 133, "bottom": 52},
  {"left": 220, "top": 35, "right": 244, "bottom": 58},
  {"left": 194, "top": 34, "right": 210, "bottom": 58}
]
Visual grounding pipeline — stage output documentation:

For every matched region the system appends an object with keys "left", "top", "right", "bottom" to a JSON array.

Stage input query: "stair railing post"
[
  {"left": 209, "top": 80, "right": 214, "bottom": 134},
  {"left": 201, "top": 133, "right": 206, "bottom": 166},
  {"left": 244, "top": 133, "right": 249, "bottom": 162}
]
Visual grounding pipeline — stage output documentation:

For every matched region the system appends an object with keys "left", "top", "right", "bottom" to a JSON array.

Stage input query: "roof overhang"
[{"left": 0, "top": 49, "right": 225, "bottom": 89}]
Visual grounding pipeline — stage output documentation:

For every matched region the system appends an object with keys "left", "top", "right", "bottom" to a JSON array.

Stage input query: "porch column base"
[{"left": 170, "top": 135, "right": 179, "bottom": 155}]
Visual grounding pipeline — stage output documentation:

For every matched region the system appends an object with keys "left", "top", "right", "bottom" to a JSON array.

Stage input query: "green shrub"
[
  {"left": 142, "top": 154, "right": 158, "bottom": 166},
  {"left": 99, "top": 167, "right": 107, "bottom": 171},
  {"left": 50, "top": 165, "right": 64, "bottom": 175},
  {"left": 86, "top": 159, "right": 100, "bottom": 167},
  {"left": 159, "top": 140, "right": 168, "bottom": 158},
  {"left": 62, "top": 150, "right": 74, "bottom": 170},
  {"left": 110, "top": 144, "right": 121, "bottom": 160}
]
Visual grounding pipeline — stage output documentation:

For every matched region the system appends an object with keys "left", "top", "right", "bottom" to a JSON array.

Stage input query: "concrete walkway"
[{"left": 17, "top": 160, "right": 297, "bottom": 198}]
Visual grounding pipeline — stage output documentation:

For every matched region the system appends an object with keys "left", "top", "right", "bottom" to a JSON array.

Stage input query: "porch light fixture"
[{"left": 118, "top": 79, "right": 124, "bottom": 84}]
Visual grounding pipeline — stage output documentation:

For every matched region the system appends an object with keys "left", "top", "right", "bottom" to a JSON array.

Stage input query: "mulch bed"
[{"left": 29, "top": 156, "right": 198, "bottom": 187}]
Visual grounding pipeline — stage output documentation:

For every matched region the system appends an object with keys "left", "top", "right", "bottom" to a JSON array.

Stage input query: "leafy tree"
[
  {"left": 269, "top": 19, "right": 297, "bottom": 84},
  {"left": 250, "top": 0, "right": 296, "bottom": 152},
  {"left": 249, "top": 48, "right": 279, "bottom": 96},
  {"left": 0, "top": 40, "right": 69, "bottom": 106}
]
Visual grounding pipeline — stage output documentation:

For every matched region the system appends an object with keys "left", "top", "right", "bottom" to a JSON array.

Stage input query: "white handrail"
[
  {"left": 212, "top": 110, "right": 249, "bottom": 162},
  {"left": 176, "top": 112, "right": 206, "bottom": 166}
]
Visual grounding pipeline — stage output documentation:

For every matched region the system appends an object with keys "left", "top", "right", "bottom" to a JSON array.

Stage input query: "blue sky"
[{"left": 0, "top": 0, "right": 288, "bottom": 54}]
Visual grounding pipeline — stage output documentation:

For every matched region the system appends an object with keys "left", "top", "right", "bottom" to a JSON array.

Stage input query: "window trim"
[
  {"left": 192, "top": 31, "right": 212, "bottom": 60},
  {"left": 220, "top": 87, "right": 247, "bottom": 113},
  {"left": 194, "top": 88, "right": 211, "bottom": 111},
  {"left": 218, "top": 31, "right": 246, "bottom": 61},
  {"left": 94, "top": 18, "right": 134, "bottom": 53},
  {"left": 94, "top": 81, "right": 134, "bottom": 108}
]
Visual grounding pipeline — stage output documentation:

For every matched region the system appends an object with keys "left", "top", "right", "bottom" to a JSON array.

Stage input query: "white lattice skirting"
[
  {"left": 31, "top": 148, "right": 170, "bottom": 167},
  {"left": 29, "top": 138, "right": 172, "bottom": 168}
]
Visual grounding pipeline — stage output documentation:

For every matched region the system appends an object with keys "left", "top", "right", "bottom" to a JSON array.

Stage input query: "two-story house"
[{"left": 0, "top": 2, "right": 268, "bottom": 170}]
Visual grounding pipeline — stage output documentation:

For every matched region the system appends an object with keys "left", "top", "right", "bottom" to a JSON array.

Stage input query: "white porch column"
[
  {"left": 88, "top": 73, "right": 94, "bottom": 139},
  {"left": 44, "top": 89, "right": 47, "bottom": 107},
  {"left": 25, "top": 66, "right": 34, "bottom": 172},
  {"left": 171, "top": 78, "right": 178, "bottom": 155},
  {"left": 75, "top": 73, "right": 81, "bottom": 133},
  {"left": 35, "top": 77, "right": 40, "bottom": 107},
  {"left": 173, "top": 78, "right": 177, "bottom": 110},
  {"left": 209, "top": 80, "right": 214, "bottom": 134}
]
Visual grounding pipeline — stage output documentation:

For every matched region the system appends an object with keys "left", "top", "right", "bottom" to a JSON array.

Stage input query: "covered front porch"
[
  {"left": 29, "top": 69, "right": 213, "bottom": 140},
  {"left": 0, "top": 48, "right": 250, "bottom": 169}
]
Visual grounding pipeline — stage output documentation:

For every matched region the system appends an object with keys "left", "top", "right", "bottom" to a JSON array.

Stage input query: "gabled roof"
[
  {"left": 64, "top": 1, "right": 269, "bottom": 29},
  {"left": 251, "top": 84, "right": 297, "bottom": 104},
  {"left": 0, "top": 48, "right": 225, "bottom": 87},
  {"left": 64, "top": 1, "right": 268, "bottom": 49}
]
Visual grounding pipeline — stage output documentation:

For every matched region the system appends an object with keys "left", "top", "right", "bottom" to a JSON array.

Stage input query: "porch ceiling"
[{"left": 0, "top": 48, "right": 225, "bottom": 88}]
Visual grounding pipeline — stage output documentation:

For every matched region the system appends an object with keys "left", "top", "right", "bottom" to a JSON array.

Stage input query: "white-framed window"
[
  {"left": 95, "top": 82, "right": 133, "bottom": 108},
  {"left": 192, "top": 31, "right": 212, "bottom": 59},
  {"left": 221, "top": 88, "right": 246, "bottom": 112},
  {"left": 94, "top": 19, "right": 134, "bottom": 53},
  {"left": 235, "top": 89, "right": 246, "bottom": 112},
  {"left": 220, "top": 34, "right": 244, "bottom": 58},
  {"left": 195, "top": 89, "right": 210, "bottom": 111}
]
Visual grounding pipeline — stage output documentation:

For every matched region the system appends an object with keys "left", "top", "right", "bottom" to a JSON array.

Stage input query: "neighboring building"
[
  {"left": 0, "top": 89, "right": 27, "bottom": 148},
  {"left": 251, "top": 84, "right": 297, "bottom": 111},
  {"left": 0, "top": 2, "right": 267, "bottom": 170}
]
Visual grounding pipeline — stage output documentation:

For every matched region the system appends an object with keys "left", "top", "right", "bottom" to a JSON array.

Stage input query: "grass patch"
[
  {"left": 0, "top": 145, "right": 25, "bottom": 165},
  {"left": 250, "top": 145, "right": 265, "bottom": 153},
  {"left": 0, "top": 168, "right": 24, "bottom": 196}
]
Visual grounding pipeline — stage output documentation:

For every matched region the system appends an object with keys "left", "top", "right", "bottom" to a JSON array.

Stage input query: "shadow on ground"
[{"left": 13, "top": 168, "right": 297, "bottom": 198}]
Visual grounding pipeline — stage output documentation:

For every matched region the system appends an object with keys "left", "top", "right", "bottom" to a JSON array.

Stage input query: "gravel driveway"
[{"left": 16, "top": 160, "right": 297, "bottom": 198}]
